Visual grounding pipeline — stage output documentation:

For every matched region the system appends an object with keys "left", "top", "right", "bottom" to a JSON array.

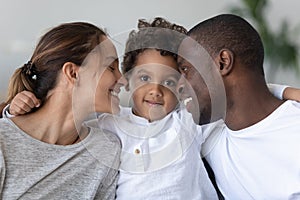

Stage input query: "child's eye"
[
  {"left": 163, "top": 79, "right": 177, "bottom": 87},
  {"left": 140, "top": 75, "right": 151, "bottom": 82}
]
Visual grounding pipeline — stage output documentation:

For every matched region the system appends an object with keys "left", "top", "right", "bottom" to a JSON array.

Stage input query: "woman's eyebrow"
[
  {"left": 105, "top": 56, "right": 118, "bottom": 61},
  {"left": 104, "top": 56, "right": 118, "bottom": 65}
]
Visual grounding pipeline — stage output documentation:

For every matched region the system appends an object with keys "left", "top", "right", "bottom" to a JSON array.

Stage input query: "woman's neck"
[{"left": 11, "top": 98, "right": 86, "bottom": 145}]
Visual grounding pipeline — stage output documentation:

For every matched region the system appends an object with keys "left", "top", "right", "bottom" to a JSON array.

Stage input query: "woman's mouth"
[{"left": 110, "top": 90, "right": 120, "bottom": 99}]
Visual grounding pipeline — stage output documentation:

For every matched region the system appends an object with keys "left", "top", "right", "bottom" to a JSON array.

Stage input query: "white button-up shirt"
[{"left": 98, "top": 106, "right": 218, "bottom": 200}]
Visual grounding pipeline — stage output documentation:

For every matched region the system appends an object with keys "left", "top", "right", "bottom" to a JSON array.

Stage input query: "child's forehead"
[
  {"left": 135, "top": 49, "right": 178, "bottom": 68},
  {"left": 132, "top": 64, "right": 181, "bottom": 79}
]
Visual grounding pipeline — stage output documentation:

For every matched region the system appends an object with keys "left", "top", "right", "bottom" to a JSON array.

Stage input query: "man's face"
[
  {"left": 177, "top": 37, "right": 226, "bottom": 125},
  {"left": 177, "top": 56, "right": 211, "bottom": 125}
]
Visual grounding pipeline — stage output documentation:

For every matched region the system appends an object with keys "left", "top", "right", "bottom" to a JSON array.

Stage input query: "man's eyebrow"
[{"left": 177, "top": 58, "right": 184, "bottom": 66}]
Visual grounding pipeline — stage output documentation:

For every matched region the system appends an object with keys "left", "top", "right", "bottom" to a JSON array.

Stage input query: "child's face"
[{"left": 127, "top": 49, "right": 180, "bottom": 121}]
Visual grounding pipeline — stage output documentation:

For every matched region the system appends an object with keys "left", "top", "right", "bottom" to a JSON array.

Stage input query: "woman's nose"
[
  {"left": 117, "top": 76, "right": 128, "bottom": 86},
  {"left": 115, "top": 68, "right": 123, "bottom": 80}
]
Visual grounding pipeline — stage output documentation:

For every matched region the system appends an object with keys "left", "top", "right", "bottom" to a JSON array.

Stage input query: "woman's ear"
[
  {"left": 62, "top": 62, "right": 79, "bottom": 85},
  {"left": 217, "top": 49, "right": 234, "bottom": 76}
]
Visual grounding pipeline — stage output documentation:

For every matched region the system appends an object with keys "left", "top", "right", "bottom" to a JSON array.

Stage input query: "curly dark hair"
[{"left": 122, "top": 17, "right": 187, "bottom": 75}]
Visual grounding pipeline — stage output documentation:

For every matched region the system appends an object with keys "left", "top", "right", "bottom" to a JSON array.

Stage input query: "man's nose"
[
  {"left": 176, "top": 75, "right": 186, "bottom": 94},
  {"left": 177, "top": 85, "right": 184, "bottom": 94}
]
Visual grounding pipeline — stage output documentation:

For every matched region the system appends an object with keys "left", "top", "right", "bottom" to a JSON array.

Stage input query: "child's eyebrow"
[
  {"left": 136, "top": 68, "right": 153, "bottom": 75},
  {"left": 136, "top": 68, "right": 180, "bottom": 80},
  {"left": 166, "top": 73, "right": 181, "bottom": 81}
]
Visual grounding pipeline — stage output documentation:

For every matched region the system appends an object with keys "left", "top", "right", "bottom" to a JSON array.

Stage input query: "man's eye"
[
  {"left": 140, "top": 75, "right": 150, "bottom": 82},
  {"left": 179, "top": 66, "right": 188, "bottom": 72}
]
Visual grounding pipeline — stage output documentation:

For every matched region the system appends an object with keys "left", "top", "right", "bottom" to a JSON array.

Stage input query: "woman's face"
[
  {"left": 94, "top": 54, "right": 124, "bottom": 114},
  {"left": 74, "top": 37, "right": 126, "bottom": 116}
]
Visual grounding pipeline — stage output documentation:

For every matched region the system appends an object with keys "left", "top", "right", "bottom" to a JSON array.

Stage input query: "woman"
[
  {"left": 0, "top": 22, "right": 125, "bottom": 199},
  {"left": 0, "top": 102, "right": 6, "bottom": 117}
]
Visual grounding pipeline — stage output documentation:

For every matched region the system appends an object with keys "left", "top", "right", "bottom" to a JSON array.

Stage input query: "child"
[{"left": 99, "top": 17, "right": 219, "bottom": 199}]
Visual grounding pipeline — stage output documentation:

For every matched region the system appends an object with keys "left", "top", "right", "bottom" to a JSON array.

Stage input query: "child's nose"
[{"left": 149, "top": 84, "right": 163, "bottom": 97}]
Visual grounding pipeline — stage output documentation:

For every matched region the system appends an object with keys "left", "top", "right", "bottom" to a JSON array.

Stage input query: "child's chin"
[{"left": 147, "top": 109, "right": 168, "bottom": 122}]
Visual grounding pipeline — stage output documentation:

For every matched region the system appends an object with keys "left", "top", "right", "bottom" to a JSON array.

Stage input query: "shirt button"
[{"left": 134, "top": 149, "right": 140, "bottom": 154}]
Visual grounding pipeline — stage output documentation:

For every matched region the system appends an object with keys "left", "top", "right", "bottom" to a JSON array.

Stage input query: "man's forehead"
[{"left": 178, "top": 37, "right": 205, "bottom": 62}]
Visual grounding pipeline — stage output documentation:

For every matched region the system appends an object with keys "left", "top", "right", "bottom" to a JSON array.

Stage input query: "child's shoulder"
[{"left": 119, "top": 106, "right": 132, "bottom": 116}]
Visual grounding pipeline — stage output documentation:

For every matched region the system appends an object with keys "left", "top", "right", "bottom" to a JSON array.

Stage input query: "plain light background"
[{"left": 0, "top": 0, "right": 299, "bottom": 102}]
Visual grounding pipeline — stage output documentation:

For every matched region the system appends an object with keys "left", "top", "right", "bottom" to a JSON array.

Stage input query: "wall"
[{"left": 0, "top": 0, "right": 299, "bottom": 102}]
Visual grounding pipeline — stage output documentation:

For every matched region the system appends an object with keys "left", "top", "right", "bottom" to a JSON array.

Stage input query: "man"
[{"left": 178, "top": 13, "right": 300, "bottom": 199}]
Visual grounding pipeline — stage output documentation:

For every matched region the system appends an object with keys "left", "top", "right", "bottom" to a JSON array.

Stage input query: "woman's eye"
[
  {"left": 108, "top": 65, "right": 115, "bottom": 72},
  {"left": 140, "top": 75, "right": 150, "bottom": 82}
]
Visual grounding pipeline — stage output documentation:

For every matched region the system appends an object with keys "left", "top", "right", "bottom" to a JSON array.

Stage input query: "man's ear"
[
  {"left": 217, "top": 49, "right": 234, "bottom": 76},
  {"left": 62, "top": 62, "right": 79, "bottom": 85}
]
